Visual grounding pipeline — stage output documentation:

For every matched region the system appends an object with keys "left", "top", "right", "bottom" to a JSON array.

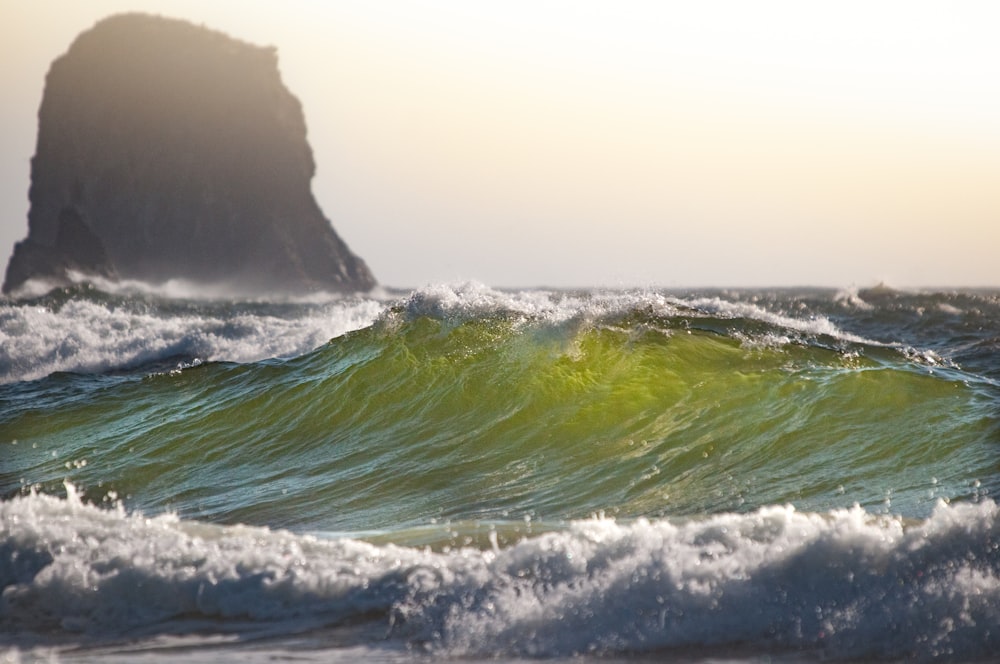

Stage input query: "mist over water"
[{"left": 2, "top": 282, "right": 999, "bottom": 661}]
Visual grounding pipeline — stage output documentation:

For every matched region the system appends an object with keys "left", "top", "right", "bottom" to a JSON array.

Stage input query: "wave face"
[{"left": 2, "top": 283, "right": 1000, "bottom": 661}]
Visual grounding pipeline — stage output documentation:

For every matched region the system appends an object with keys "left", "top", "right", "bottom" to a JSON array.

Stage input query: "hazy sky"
[{"left": 2, "top": 1, "right": 998, "bottom": 289}]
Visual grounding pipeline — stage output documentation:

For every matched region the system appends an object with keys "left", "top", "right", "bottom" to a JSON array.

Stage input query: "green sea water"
[{"left": 2, "top": 284, "right": 999, "bottom": 661}]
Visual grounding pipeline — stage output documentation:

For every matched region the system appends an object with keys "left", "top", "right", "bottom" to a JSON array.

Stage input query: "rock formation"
[{"left": 3, "top": 13, "right": 376, "bottom": 296}]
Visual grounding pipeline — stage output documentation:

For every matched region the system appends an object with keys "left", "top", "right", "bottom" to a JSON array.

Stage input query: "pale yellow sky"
[{"left": 2, "top": 1, "right": 998, "bottom": 288}]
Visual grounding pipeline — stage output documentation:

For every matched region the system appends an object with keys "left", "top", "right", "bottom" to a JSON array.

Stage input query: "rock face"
[{"left": 3, "top": 13, "right": 376, "bottom": 296}]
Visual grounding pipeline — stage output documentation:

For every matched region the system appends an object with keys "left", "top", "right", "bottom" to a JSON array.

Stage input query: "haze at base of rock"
[{"left": 2, "top": 13, "right": 376, "bottom": 297}]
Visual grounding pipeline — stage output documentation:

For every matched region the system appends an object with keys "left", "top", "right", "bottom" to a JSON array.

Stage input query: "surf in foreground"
[
  {"left": 2, "top": 283, "right": 999, "bottom": 662},
  {"left": 3, "top": 485, "right": 1000, "bottom": 662}
]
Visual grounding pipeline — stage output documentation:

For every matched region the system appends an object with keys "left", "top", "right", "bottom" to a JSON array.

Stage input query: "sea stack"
[{"left": 3, "top": 13, "right": 376, "bottom": 296}]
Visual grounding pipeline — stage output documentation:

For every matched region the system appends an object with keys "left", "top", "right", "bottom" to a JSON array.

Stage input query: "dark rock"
[
  {"left": 3, "top": 13, "right": 376, "bottom": 296},
  {"left": 4, "top": 204, "right": 117, "bottom": 290}
]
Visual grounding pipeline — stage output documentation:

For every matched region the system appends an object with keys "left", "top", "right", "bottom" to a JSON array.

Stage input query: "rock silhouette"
[{"left": 3, "top": 13, "right": 376, "bottom": 296}]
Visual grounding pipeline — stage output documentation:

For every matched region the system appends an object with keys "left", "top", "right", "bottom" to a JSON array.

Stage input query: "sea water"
[{"left": 2, "top": 282, "right": 999, "bottom": 662}]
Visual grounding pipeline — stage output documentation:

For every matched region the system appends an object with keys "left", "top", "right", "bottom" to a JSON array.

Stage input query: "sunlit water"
[{"left": 3, "top": 282, "right": 999, "bottom": 662}]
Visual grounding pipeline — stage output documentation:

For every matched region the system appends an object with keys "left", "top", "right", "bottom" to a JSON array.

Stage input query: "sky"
[{"left": 2, "top": 1, "right": 999, "bottom": 289}]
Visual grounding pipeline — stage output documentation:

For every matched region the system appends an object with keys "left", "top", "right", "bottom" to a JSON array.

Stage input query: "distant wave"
[
  {"left": 0, "top": 285, "right": 385, "bottom": 383},
  {"left": 6, "top": 281, "right": 991, "bottom": 385}
]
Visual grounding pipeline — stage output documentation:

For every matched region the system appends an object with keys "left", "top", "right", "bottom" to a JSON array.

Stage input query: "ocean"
[{"left": 2, "top": 281, "right": 999, "bottom": 663}]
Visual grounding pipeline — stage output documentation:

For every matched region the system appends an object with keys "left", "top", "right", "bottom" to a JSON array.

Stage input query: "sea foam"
[
  {"left": 3, "top": 486, "right": 998, "bottom": 660},
  {"left": 0, "top": 282, "right": 952, "bottom": 385},
  {"left": 0, "top": 295, "right": 384, "bottom": 384}
]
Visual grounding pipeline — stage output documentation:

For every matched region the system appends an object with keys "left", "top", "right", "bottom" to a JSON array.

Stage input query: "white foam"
[
  {"left": 14, "top": 271, "right": 387, "bottom": 304},
  {"left": 395, "top": 281, "right": 616, "bottom": 322},
  {"left": 3, "top": 488, "right": 998, "bottom": 660},
  {"left": 682, "top": 295, "right": 875, "bottom": 345},
  {"left": 436, "top": 502, "right": 1000, "bottom": 659},
  {"left": 0, "top": 283, "right": 925, "bottom": 384},
  {"left": 0, "top": 296, "right": 384, "bottom": 384},
  {"left": 834, "top": 285, "right": 875, "bottom": 311},
  {"left": 393, "top": 283, "right": 877, "bottom": 349},
  {"left": 937, "top": 302, "right": 964, "bottom": 316}
]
